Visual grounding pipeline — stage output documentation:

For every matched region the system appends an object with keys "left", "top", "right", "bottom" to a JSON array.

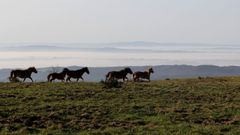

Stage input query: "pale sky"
[{"left": 0, "top": 0, "right": 239, "bottom": 44}]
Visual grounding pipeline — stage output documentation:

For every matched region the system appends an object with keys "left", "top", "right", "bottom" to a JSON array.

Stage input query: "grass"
[{"left": 0, "top": 77, "right": 239, "bottom": 135}]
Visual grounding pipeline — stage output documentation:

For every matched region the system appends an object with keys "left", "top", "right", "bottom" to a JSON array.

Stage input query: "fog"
[{"left": 1, "top": 43, "right": 240, "bottom": 68}]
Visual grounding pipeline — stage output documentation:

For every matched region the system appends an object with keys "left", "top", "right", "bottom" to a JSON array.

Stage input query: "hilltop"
[{"left": 0, "top": 77, "right": 239, "bottom": 134}]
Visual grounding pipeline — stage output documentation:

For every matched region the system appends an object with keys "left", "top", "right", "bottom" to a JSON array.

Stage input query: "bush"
[
  {"left": 100, "top": 79, "right": 122, "bottom": 88},
  {"left": 8, "top": 77, "right": 21, "bottom": 83}
]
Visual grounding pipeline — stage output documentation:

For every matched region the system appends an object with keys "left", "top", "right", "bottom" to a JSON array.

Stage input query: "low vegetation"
[{"left": 0, "top": 77, "right": 239, "bottom": 134}]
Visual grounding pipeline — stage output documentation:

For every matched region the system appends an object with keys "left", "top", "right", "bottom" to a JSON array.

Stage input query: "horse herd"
[{"left": 9, "top": 67, "right": 154, "bottom": 82}]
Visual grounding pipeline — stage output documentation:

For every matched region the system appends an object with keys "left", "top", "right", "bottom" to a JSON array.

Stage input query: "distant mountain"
[
  {"left": 1, "top": 65, "right": 240, "bottom": 82},
  {"left": 1, "top": 42, "right": 239, "bottom": 51},
  {"left": 0, "top": 44, "right": 198, "bottom": 53},
  {"left": 0, "top": 45, "right": 76, "bottom": 51}
]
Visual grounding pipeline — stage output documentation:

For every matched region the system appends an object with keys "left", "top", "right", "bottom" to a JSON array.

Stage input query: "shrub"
[
  {"left": 100, "top": 79, "right": 122, "bottom": 88},
  {"left": 8, "top": 77, "right": 21, "bottom": 83}
]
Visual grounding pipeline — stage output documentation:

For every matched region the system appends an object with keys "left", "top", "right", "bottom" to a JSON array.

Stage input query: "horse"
[
  {"left": 133, "top": 67, "right": 154, "bottom": 82},
  {"left": 105, "top": 67, "right": 133, "bottom": 82},
  {"left": 66, "top": 67, "right": 90, "bottom": 82},
  {"left": 10, "top": 67, "right": 38, "bottom": 82},
  {"left": 47, "top": 68, "right": 69, "bottom": 82}
]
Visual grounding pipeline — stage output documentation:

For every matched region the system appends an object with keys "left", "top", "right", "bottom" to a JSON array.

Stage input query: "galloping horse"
[
  {"left": 10, "top": 67, "right": 38, "bottom": 82},
  {"left": 133, "top": 67, "right": 154, "bottom": 82},
  {"left": 66, "top": 67, "right": 90, "bottom": 82},
  {"left": 47, "top": 68, "right": 69, "bottom": 82},
  {"left": 105, "top": 67, "right": 133, "bottom": 82}
]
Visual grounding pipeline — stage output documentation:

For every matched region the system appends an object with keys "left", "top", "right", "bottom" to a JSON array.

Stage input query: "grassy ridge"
[{"left": 0, "top": 77, "right": 240, "bottom": 135}]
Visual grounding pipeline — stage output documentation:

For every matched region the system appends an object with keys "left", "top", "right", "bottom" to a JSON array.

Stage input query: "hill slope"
[{"left": 0, "top": 77, "right": 239, "bottom": 134}]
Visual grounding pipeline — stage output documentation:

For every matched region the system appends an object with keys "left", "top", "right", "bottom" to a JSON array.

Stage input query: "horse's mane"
[
  {"left": 28, "top": 67, "right": 35, "bottom": 69},
  {"left": 119, "top": 69, "right": 126, "bottom": 72}
]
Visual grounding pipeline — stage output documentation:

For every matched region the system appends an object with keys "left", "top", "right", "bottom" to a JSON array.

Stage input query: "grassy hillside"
[{"left": 0, "top": 77, "right": 239, "bottom": 135}]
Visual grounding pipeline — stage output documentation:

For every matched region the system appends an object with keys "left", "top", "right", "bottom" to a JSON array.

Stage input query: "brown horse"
[
  {"left": 66, "top": 67, "right": 90, "bottom": 82},
  {"left": 133, "top": 67, "right": 154, "bottom": 82},
  {"left": 105, "top": 67, "right": 133, "bottom": 82},
  {"left": 10, "top": 67, "right": 38, "bottom": 82},
  {"left": 47, "top": 68, "right": 69, "bottom": 82}
]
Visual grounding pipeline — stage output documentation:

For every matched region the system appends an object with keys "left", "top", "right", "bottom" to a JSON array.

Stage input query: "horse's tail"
[
  {"left": 47, "top": 74, "right": 52, "bottom": 82},
  {"left": 10, "top": 71, "right": 15, "bottom": 79},
  {"left": 105, "top": 72, "right": 111, "bottom": 81},
  {"left": 133, "top": 73, "right": 138, "bottom": 82}
]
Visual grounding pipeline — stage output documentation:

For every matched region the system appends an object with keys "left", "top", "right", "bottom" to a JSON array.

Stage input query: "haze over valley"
[{"left": 0, "top": 42, "right": 240, "bottom": 68}]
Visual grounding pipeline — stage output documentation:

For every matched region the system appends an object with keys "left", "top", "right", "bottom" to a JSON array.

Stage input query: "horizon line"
[
  {"left": 0, "top": 41, "right": 239, "bottom": 46},
  {"left": 1, "top": 64, "right": 240, "bottom": 70}
]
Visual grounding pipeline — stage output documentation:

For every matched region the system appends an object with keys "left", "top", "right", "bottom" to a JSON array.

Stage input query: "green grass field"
[{"left": 0, "top": 77, "right": 239, "bottom": 135}]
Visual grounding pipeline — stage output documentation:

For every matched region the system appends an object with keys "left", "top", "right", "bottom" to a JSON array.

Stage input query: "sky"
[{"left": 0, "top": 0, "right": 239, "bottom": 44}]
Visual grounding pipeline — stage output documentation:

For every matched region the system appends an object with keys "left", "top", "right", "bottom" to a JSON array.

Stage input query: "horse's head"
[
  {"left": 125, "top": 67, "right": 133, "bottom": 74},
  {"left": 62, "top": 68, "right": 69, "bottom": 74},
  {"left": 84, "top": 67, "right": 90, "bottom": 74},
  {"left": 29, "top": 67, "right": 38, "bottom": 73},
  {"left": 148, "top": 67, "right": 154, "bottom": 74}
]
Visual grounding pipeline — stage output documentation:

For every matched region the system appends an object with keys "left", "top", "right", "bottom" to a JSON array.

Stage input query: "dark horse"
[
  {"left": 133, "top": 67, "right": 154, "bottom": 82},
  {"left": 105, "top": 67, "right": 133, "bottom": 82},
  {"left": 66, "top": 67, "right": 90, "bottom": 82},
  {"left": 10, "top": 67, "right": 38, "bottom": 82},
  {"left": 47, "top": 68, "right": 69, "bottom": 82}
]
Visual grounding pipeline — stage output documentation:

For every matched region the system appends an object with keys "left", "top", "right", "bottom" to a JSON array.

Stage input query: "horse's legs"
[
  {"left": 47, "top": 75, "right": 51, "bottom": 82},
  {"left": 23, "top": 78, "right": 26, "bottom": 82},
  {"left": 135, "top": 77, "right": 139, "bottom": 82},
  {"left": 80, "top": 77, "right": 84, "bottom": 82},
  {"left": 50, "top": 78, "right": 54, "bottom": 82},
  {"left": 105, "top": 76, "right": 109, "bottom": 82},
  {"left": 76, "top": 78, "right": 79, "bottom": 82},
  {"left": 66, "top": 77, "right": 71, "bottom": 82},
  {"left": 123, "top": 77, "right": 128, "bottom": 82},
  {"left": 147, "top": 76, "right": 150, "bottom": 82},
  {"left": 29, "top": 77, "right": 34, "bottom": 82},
  {"left": 111, "top": 77, "right": 115, "bottom": 81}
]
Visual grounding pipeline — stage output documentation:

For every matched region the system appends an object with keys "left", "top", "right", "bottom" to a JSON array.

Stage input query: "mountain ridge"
[{"left": 1, "top": 65, "right": 240, "bottom": 82}]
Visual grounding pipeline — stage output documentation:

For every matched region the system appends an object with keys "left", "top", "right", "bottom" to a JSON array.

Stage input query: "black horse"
[
  {"left": 10, "top": 67, "right": 38, "bottom": 82},
  {"left": 105, "top": 67, "right": 133, "bottom": 82},
  {"left": 47, "top": 68, "right": 69, "bottom": 82},
  {"left": 66, "top": 67, "right": 90, "bottom": 82}
]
